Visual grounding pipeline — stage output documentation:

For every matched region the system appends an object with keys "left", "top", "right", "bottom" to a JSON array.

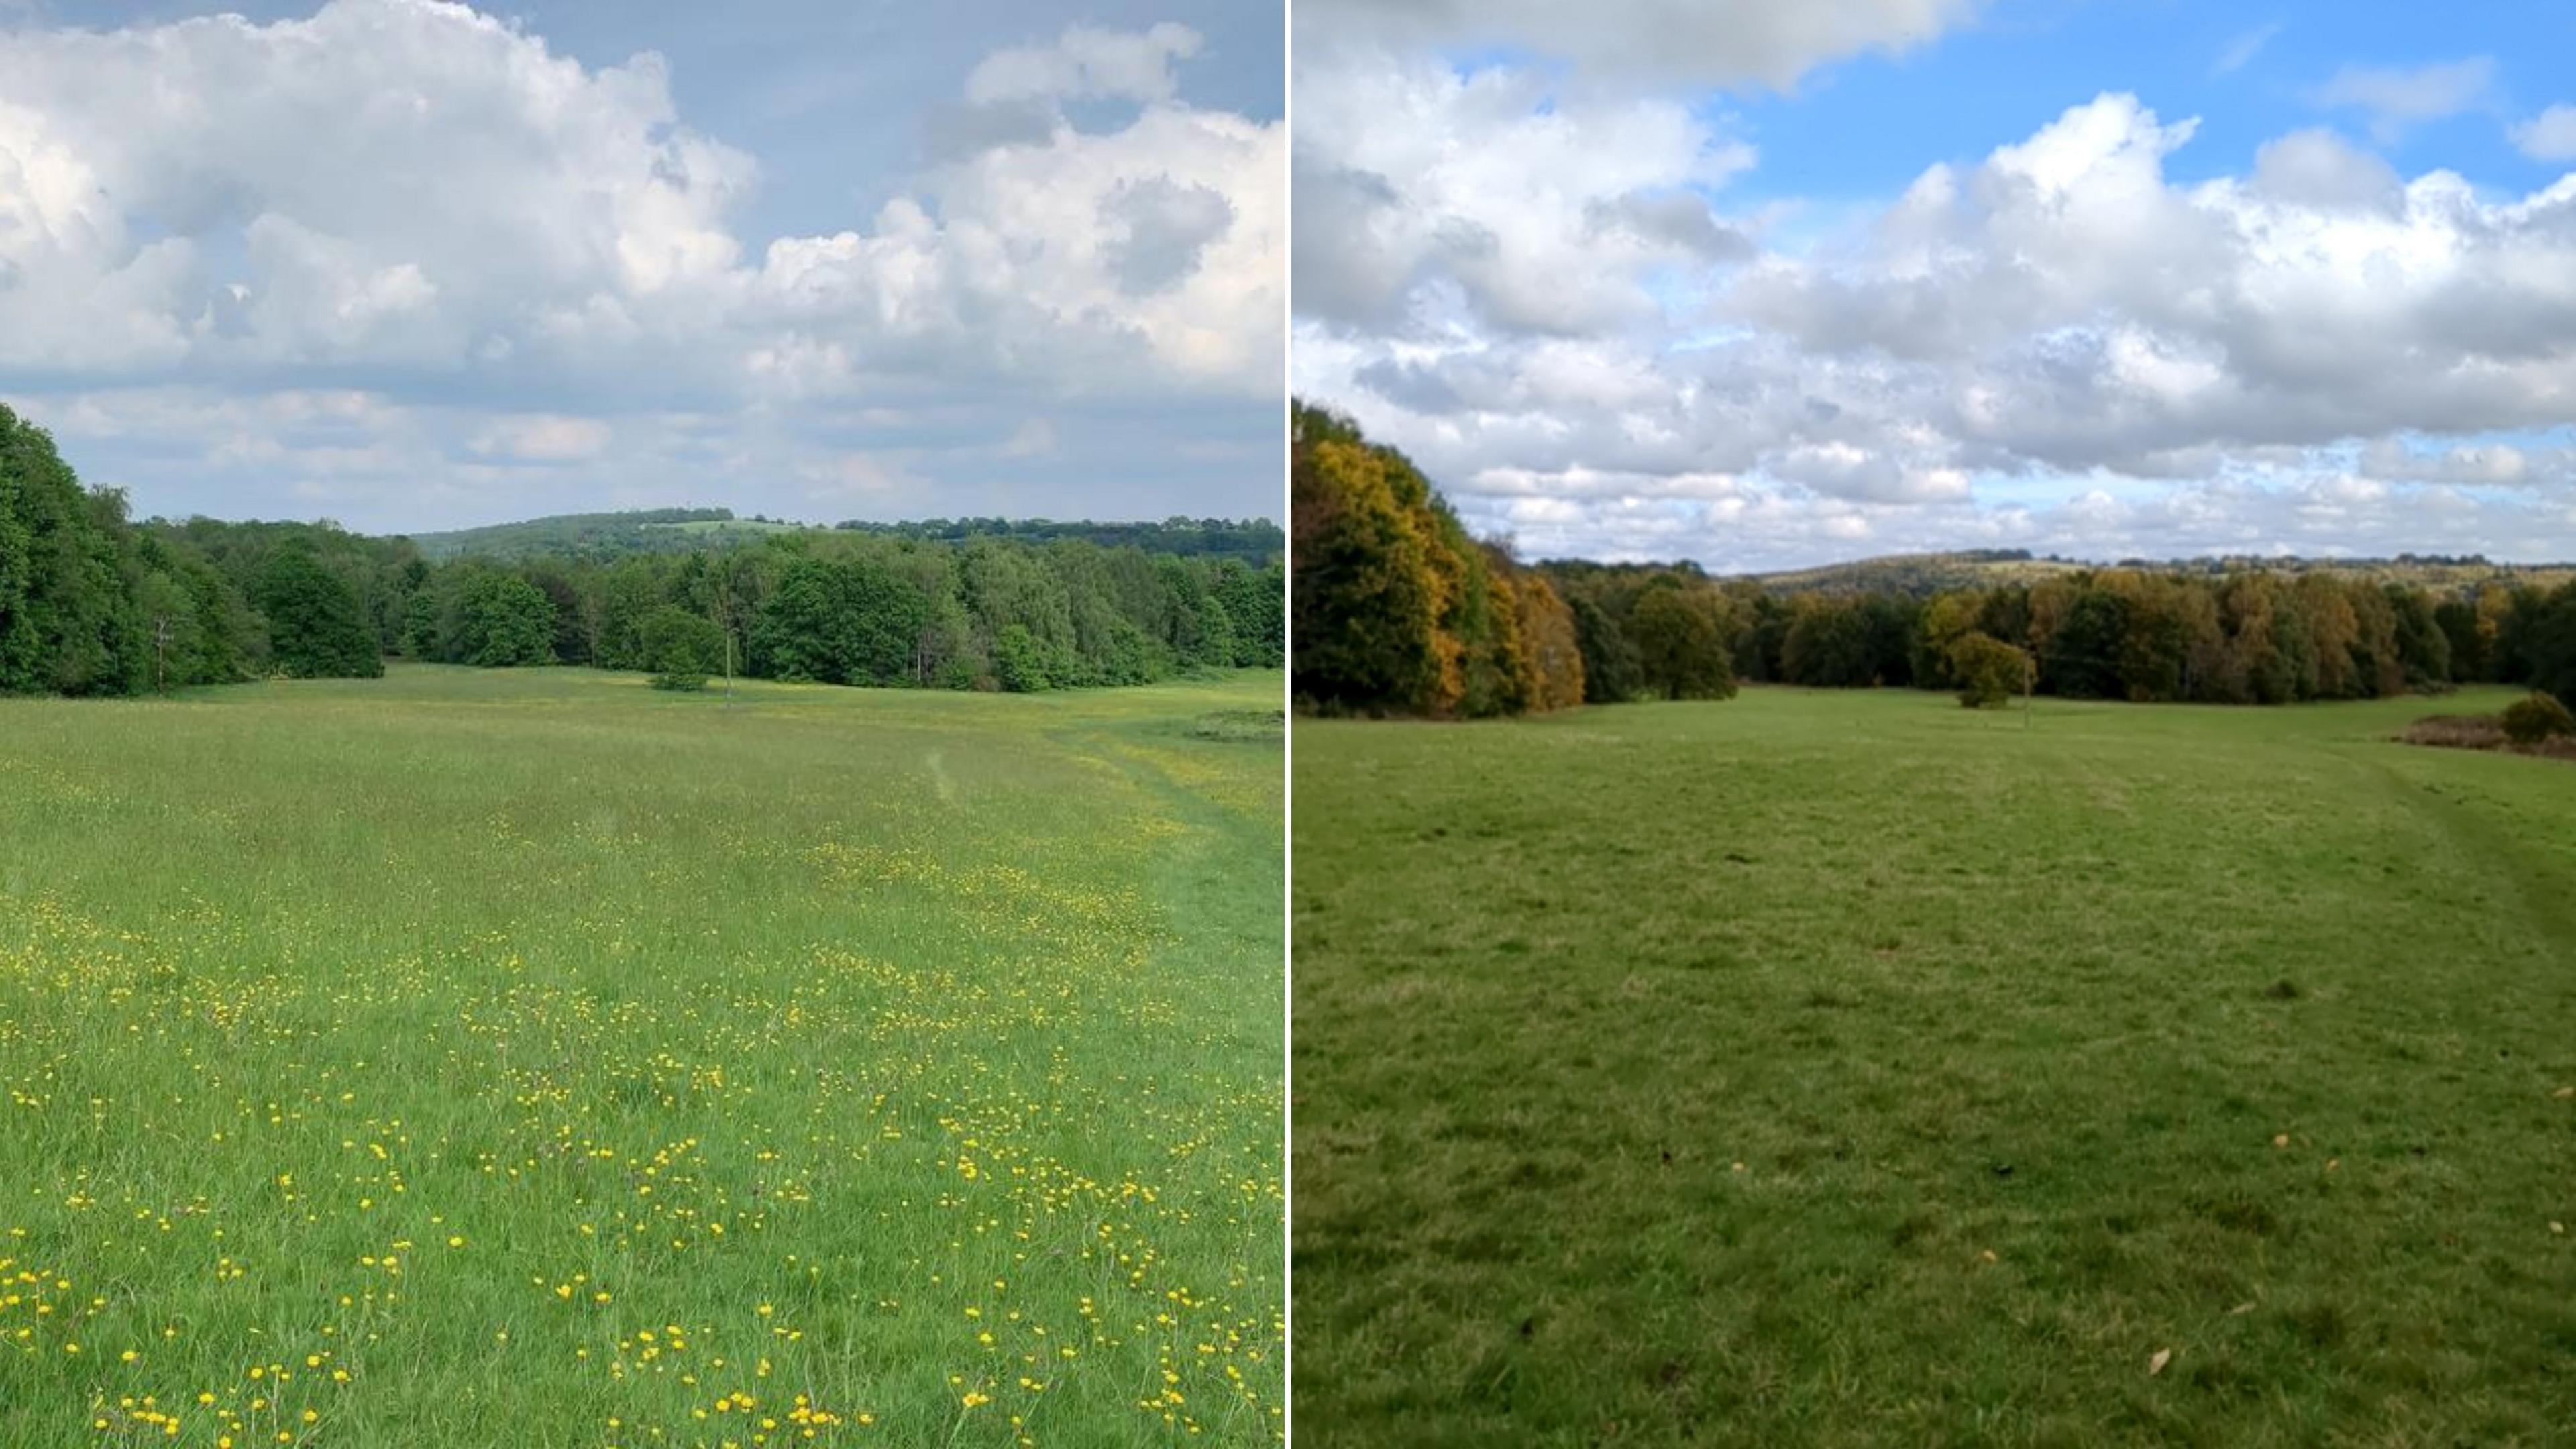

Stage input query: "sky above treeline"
[
  {"left": 1290, "top": 0, "right": 2576, "bottom": 569},
  {"left": 0, "top": 0, "right": 1283, "bottom": 533}
]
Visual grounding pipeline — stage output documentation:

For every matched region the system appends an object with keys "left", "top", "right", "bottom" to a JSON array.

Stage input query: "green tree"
[
  {"left": 257, "top": 544, "right": 384, "bottom": 678},
  {"left": 132, "top": 569, "right": 196, "bottom": 694},
  {"left": 752, "top": 555, "right": 932, "bottom": 686},
  {"left": 639, "top": 604, "right": 724, "bottom": 690},
  {"left": 441, "top": 570, "right": 556, "bottom": 667},
  {"left": 1629, "top": 583, "right": 1737, "bottom": 700},
  {"left": 1568, "top": 592, "right": 1642, "bottom": 702},
  {"left": 991, "top": 623, "right": 1055, "bottom": 692}
]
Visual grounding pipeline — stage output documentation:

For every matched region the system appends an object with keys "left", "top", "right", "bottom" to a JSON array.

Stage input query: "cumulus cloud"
[
  {"left": 1293, "top": 65, "right": 2576, "bottom": 566},
  {"left": 2512, "top": 104, "right": 2576, "bottom": 162},
  {"left": 0, "top": 1, "right": 1282, "bottom": 401},
  {"left": 1293, "top": 52, "right": 1753, "bottom": 337}
]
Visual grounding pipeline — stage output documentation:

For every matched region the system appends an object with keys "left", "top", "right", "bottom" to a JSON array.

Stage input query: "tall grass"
[{"left": 1, "top": 665, "right": 1283, "bottom": 1447}]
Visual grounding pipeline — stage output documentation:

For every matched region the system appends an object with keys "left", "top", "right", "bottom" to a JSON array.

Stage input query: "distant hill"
[
  {"left": 832, "top": 516, "right": 1284, "bottom": 565},
  {"left": 1712, "top": 549, "right": 2576, "bottom": 597},
  {"left": 406, "top": 508, "right": 810, "bottom": 561},
  {"left": 407, "top": 509, "right": 1283, "bottom": 565}
]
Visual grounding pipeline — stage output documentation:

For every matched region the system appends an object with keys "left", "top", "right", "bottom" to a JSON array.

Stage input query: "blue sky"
[
  {"left": 0, "top": 0, "right": 1283, "bottom": 533},
  {"left": 1292, "top": 0, "right": 2576, "bottom": 568},
  {"left": 1729, "top": 0, "right": 2573, "bottom": 203}
]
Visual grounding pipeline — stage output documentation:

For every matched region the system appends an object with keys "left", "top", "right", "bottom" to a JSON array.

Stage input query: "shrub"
[
  {"left": 2500, "top": 691, "right": 2575, "bottom": 745},
  {"left": 1948, "top": 631, "right": 2031, "bottom": 710}
]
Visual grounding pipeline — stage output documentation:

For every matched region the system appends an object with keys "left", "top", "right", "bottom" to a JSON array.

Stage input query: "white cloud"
[
  {"left": 1293, "top": 52, "right": 1754, "bottom": 337},
  {"left": 2510, "top": 104, "right": 2576, "bottom": 162},
  {"left": 2307, "top": 57, "right": 2497, "bottom": 141},
  {"left": 1294, "top": 70, "right": 2576, "bottom": 565},
  {"left": 0, "top": 1, "right": 1281, "bottom": 400}
]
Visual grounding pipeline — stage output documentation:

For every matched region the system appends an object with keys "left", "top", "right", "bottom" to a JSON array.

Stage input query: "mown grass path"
[
  {"left": 1, "top": 665, "right": 1283, "bottom": 1448},
  {"left": 1293, "top": 686, "right": 2576, "bottom": 1448}
]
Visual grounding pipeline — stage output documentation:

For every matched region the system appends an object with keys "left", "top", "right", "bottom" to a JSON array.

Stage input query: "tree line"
[
  {"left": 1289, "top": 400, "right": 2576, "bottom": 716},
  {"left": 409, "top": 508, "right": 1284, "bottom": 566},
  {"left": 1, "top": 402, "right": 1281, "bottom": 698}
]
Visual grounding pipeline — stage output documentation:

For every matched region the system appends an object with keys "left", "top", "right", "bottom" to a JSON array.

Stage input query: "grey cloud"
[
  {"left": 1101, "top": 177, "right": 1235, "bottom": 295},
  {"left": 1584, "top": 191, "right": 1755, "bottom": 261},
  {"left": 1289, "top": 154, "right": 1413, "bottom": 330},
  {"left": 920, "top": 98, "right": 1059, "bottom": 163}
]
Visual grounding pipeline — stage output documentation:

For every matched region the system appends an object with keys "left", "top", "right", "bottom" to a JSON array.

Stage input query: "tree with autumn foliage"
[{"left": 1290, "top": 402, "right": 1586, "bottom": 717}]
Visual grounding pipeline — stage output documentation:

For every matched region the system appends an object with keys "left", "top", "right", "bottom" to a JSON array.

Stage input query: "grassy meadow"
[
  {"left": 0, "top": 665, "right": 1283, "bottom": 1447},
  {"left": 1293, "top": 686, "right": 2576, "bottom": 1447}
]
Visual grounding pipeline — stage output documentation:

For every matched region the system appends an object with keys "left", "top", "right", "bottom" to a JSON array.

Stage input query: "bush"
[
  {"left": 2500, "top": 691, "right": 2575, "bottom": 745},
  {"left": 640, "top": 605, "right": 725, "bottom": 692},
  {"left": 1949, "top": 631, "right": 2031, "bottom": 709}
]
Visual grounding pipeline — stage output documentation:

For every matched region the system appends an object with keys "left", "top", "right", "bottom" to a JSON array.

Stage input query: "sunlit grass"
[
  {"left": 1293, "top": 685, "right": 2576, "bottom": 1447},
  {"left": 1, "top": 664, "right": 1283, "bottom": 1447}
]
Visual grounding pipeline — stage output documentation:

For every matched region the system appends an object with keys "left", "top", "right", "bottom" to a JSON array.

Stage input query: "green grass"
[
  {"left": 1293, "top": 686, "right": 2576, "bottom": 1448},
  {"left": 0, "top": 664, "right": 1283, "bottom": 1447}
]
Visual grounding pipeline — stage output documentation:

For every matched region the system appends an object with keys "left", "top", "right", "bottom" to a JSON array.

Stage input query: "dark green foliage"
[
  {"left": 0, "top": 407, "right": 150, "bottom": 695},
  {"left": 1733, "top": 591, "right": 1793, "bottom": 683},
  {"left": 426, "top": 568, "right": 555, "bottom": 667},
  {"left": 158, "top": 513, "right": 1258, "bottom": 696},
  {"left": 406, "top": 507, "right": 1284, "bottom": 568},
  {"left": 1568, "top": 593, "right": 1642, "bottom": 702},
  {"left": 256, "top": 545, "right": 384, "bottom": 678},
  {"left": 2047, "top": 589, "right": 2129, "bottom": 698},
  {"left": 1212, "top": 560, "right": 1287, "bottom": 667},
  {"left": 1, "top": 403, "right": 1275, "bottom": 700},
  {"left": 2386, "top": 584, "right": 2451, "bottom": 689},
  {"left": 1627, "top": 583, "right": 1737, "bottom": 700},
  {"left": 639, "top": 604, "right": 725, "bottom": 690},
  {"left": 2433, "top": 598, "right": 2487, "bottom": 682},
  {"left": 2500, "top": 691, "right": 2574, "bottom": 745},
  {"left": 2521, "top": 583, "right": 2576, "bottom": 704},
  {"left": 525, "top": 566, "right": 592, "bottom": 665},
  {"left": 1781, "top": 596, "right": 1884, "bottom": 687},
  {"left": 961, "top": 539, "right": 1077, "bottom": 689},
  {"left": 837, "top": 515, "right": 1283, "bottom": 566},
  {"left": 131, "top": 533, "right": 262, "bottom": 690},
  {"left": 754, "top": 555, "right": 932, "bottom": 686}
]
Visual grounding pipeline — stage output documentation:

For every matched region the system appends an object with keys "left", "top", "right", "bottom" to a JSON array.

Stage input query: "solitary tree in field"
[
  {"left": 1949, "top": 631, "right": 2032, "bottom": 710},
  {"left": 640, "top": 605, "right": 725, "bottom": 691}
]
